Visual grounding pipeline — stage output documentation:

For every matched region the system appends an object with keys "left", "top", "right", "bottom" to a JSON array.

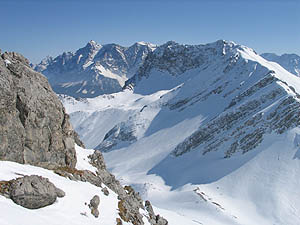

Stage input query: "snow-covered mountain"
[
  {"left": 34, "top": 41, "right": 155, "bottom": 98},
  {"left": 63, "top": 40, "right": 300, "bottom": 225},
  {"left": 261, "top": 52, "right": 300, "bottom": 76}
]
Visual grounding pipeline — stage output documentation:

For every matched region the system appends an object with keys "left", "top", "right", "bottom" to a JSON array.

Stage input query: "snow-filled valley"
[{"left": 60, "top": 40, "right": 300, "bottom": 224}]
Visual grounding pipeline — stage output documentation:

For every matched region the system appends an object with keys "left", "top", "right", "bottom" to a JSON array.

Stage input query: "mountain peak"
[
  {"left": 84, "top": 40, "right": 102, "bottom": 50},
  {"left": 88, "top": 39, "right": 97, "bottom": 45}
]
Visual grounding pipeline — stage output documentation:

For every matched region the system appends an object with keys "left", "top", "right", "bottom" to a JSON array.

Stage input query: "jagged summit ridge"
[
  {"left": 124, "top": 39, "right": 257, "bottom": 93},
  {"left": 34, "top": 40, "right": 154, "bottom": 98},
  {"left": 35, "top": 39, "right": 260, "bottom": 98}
]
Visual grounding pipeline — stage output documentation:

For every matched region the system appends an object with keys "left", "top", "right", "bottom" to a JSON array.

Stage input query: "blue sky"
[{"left": 1, "top": 0, "right": 299, "bottom": 63}]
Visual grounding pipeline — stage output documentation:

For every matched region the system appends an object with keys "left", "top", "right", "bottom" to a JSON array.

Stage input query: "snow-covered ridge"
[
  {"left": 66, "top": 39, "right": 300, "bottom": 160},
  {"left": 62, "top": 40, "right": 300, "bottom": 224},
  {"left": 124, "top": 40, "right": 256, "bottom": 92}
]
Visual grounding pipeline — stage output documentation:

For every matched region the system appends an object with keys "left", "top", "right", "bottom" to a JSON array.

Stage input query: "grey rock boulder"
[
  {"left": 101, "top": 187, "right": 109, "bottom": 196},
  {"left": 9, "top": 175, "right": 65, "bottom": 209},
  {"left": 89, "top": 195, "right": 100, "bottom": 218}
]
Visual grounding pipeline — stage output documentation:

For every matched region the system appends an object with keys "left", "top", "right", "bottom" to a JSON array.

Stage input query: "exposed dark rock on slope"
[{"left": 88, "top": 151, "right": 168, "bottom": 225}]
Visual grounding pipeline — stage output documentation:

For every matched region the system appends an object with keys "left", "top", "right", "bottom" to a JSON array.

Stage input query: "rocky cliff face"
[{"left": 0, "top": 51, "right": 77, "bottom": 168}]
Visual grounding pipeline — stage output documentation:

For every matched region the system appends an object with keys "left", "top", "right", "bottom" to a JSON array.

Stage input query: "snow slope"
[
  {"left": 0, "top": 145, "right": 130, "bottom": 225},
  {"left": 62, "top": 40, "right": 300, "bottom": 225},
  {"left": 0, "top": 145, "right": 191, "bottom": 225}
]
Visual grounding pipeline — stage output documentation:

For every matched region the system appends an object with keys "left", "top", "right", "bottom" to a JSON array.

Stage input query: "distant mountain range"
[
  {"left": 261, "top": 52, "right": 300, "bottom": 76},
  {"left": 34, "top": 41, "right": 300, "bottom": 98},
  {"left": 33, "top": 41, "right": 156, "bottom": 98}
]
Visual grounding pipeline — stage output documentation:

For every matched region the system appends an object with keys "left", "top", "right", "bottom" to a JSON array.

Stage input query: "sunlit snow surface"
[
  {"left": 61, "top": 42, "right": 300, "bottom": 225},
  {"left": 0, "top": 145, "right": 193, "bottom": 225},
  {"left": 0, "top": 145, "right": 125, "bottom": 225}
]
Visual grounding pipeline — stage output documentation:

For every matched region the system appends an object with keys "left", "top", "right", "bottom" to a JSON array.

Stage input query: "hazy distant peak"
[{"left": 261, "top": 52, "right": 300, "bottom": 76}]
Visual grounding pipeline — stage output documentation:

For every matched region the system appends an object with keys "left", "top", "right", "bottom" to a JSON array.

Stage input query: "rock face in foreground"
[{"left": 0, "top": 51, "right": 77, "bottom": 168}]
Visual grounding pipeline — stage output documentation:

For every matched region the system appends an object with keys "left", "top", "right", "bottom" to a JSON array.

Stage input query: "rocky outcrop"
[
  {"left": 117, "top": 185, "right": 144, "bottom": 224},
  {"left": 52, "top": 164, "right": 145, "bottom": 223},
  {"left": 53, "top": 167, "right": 102, "bottom": 187},
  {"left": 88, "top": 151, "right": 168, "bottom": 225},
  {"left": 0, "top": 175, "right": 65, "bottom": 209},
  {"left": 0, "top": 51, "right": 77, "bottom": 168},
  {"left": 145, "top": 200, "right": 168, "bottom": 225}
]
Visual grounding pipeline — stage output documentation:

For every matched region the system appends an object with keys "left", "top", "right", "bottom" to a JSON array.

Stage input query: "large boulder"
[
  {"left": 8, "top": 175, "right": 65, "bottom": 209},
  {"left": 0, "top": 51, "right": 77, "bottom": 168}
]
